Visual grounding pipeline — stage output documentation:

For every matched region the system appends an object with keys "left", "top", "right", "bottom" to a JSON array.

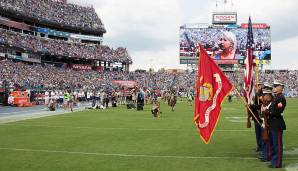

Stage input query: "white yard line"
[
  {"left": 0, "top": 147, "right": 256, "bottom": 160},
  {"left": 225, "top": 117, "right": 247, "bottom": 119},
  {"left": 1, "top": 147, "right": 297, "bottom": 160},
  {"left": 3, "top": 124, "right": 298, "bottom": 132},
  {"left": 228, "top": 120, "right": 248, "bottom": 123},
  {"left": 225, "top": 117, "right": 248, "bottom": 123},
  {"left": 0, "top": 123, "right": 253, "bottom": 132},
  {"left": 285, "top": 163, "right": 298, "bottom": 171}
]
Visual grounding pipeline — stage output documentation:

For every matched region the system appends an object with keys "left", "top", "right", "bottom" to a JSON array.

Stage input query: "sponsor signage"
[
  {"left": 224, "top": 24, "right": 240, "bottom": 28},
  {"left": 241, "top": 23, "right": 269, "bottom": 29},
  {"left": 113, "top": 81, "right": 137, "bottom": 88},
  {"left": 214, "top": 60, "right": 238, "bottom": 65},
  {"left": 180, "top": 59, "right": 239, "bottom": 65},
  {"left": 35, "top": 27, "right": 70, "bottom": 38},
  {"left": 256, "top": 60, "right": 271, "bottom": 65},
  {"left": 180, "top": 59, "right": 198, "bottom": 65},
  {"left": 212, "top": 12, "right": 237, "bottom": 24},
  {"left": 22, "top": 57, "right": 41, "bottom": 63},
  {"left": 0, "top": 17, "right": 31, "bottom": 30},
  {"left": 70, "top": 34, "right": 102, "bottom": 42},
  {"left": 71, "top": 64, "right": 92, "bottom": 70},
  {"left": 180, "top": 23, "right": 209, "bottom": 29},
  {"left": 7, "top": 54, "right": 22, "bottom": 60},
  {"left": 94, "top": 66, "right": 104, "bottom": 72}
]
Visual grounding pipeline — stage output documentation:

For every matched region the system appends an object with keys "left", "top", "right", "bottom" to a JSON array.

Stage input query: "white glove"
[{"left": 261, "top": 118, "right": 265, "bottom": 128}]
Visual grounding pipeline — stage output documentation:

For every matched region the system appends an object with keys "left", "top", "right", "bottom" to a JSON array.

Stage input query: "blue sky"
[{"left": 69, "top": 0, "right": 298, "bottom": 70}]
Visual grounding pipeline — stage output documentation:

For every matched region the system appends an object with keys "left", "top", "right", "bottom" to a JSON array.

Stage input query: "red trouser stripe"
[
  {"left": 267, "top": 138, "right": 271, "bottom": 160},
  {"left": 277, "top": 129, "right": 281, "bottom": 167}
]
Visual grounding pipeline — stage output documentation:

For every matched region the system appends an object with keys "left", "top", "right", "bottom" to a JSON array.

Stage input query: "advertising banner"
[
  {"left": 71, "top": 64, "right": 92, "bottom": 70},
  {"left": 113, "top": 81, "right": 137, "bottom": 88},
  {"left": 212, "top": 12, "right": 237, "bottom": 24}
]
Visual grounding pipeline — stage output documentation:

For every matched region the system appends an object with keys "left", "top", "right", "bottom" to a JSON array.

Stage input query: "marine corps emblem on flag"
[{"left": 199, "top": 82, "right": 213, "bottom": 102}]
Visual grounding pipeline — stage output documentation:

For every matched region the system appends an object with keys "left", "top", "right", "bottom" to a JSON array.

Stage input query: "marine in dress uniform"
[
  {"left": 268, "top": 80, "right": 287, "bottom": 168},
  {"left": 251, "top": 81, "right": 264, "bottom": 152},
  {"left": 259, "top": 87, "right": 273, "bottom": 162}
]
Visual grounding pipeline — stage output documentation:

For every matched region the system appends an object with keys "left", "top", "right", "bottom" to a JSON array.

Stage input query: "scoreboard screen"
[{"left": 179, "top": 25, "right": 271, "bottom": 65}]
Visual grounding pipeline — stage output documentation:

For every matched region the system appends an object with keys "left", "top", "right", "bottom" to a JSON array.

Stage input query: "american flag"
[
  {"left": 183, "top": 32, "right": 195, "bottom": 50},
  {"left": 243, "top": 17, "right": 255, "bottom": 105}
]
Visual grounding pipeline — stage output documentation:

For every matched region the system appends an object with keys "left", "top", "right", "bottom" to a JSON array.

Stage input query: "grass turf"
[{"left": 0, "top": 98, "right": 297, "bottom": 171}]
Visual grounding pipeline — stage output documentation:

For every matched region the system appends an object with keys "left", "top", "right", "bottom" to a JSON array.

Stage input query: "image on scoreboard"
[{"left": 179, "top": 26, "right": 271, "bottom": 65}]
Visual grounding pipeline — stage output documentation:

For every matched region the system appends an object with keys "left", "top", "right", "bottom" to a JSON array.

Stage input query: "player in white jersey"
[
  {"left": 44, "top": 90, "right": 49, "bottom": 106},
  {"left": 87, "top": 91, "right": 91, "bottom": 103}
]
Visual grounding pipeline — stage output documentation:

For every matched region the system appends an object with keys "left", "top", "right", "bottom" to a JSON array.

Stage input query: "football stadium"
[{"left": 0, "top": 0, "right": 297, "bottom": 170}]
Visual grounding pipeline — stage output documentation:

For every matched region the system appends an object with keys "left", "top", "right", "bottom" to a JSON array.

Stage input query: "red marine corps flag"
[{"left": 194, "top": 45, "right": 233, "bottom": 144}]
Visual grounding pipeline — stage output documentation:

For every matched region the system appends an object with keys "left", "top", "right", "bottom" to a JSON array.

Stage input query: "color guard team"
[{"left": 251, "top": 80, "right": 287, "bottom": 168}]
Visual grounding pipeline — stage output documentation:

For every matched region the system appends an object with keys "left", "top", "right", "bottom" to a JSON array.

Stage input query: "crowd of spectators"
[
  {"left": 0, "top": 29, "right": 132, "bottom": 63},
  {"left": 0, "top": 60, "right": 196, "bottom": 92},
  {"left": 260, "top": 70, "right": 298, "bottom": 97},
  {"left": 0, "top": 0, "right": 105, "bottom": 33},
  {"left": 0, "top": 59, "right": 297, "bottom": 97}
]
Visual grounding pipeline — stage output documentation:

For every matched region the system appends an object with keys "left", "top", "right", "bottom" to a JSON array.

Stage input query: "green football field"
[{"left": 0, "top": 98, "right": 297, "bottom": 171}]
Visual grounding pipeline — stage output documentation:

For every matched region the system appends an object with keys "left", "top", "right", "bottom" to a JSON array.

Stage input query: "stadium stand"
[
  {"left": 0, "top": 0, "right": 132, "bottom": 72},
  {"left": 0, "top": 29, "right": 132, "bottom": 63},
  {"left": 0, "top": 59, "right": 297, "bottom": 97},
  {"left": 0, "top": 0, "right": 105, "bottom": 34}
]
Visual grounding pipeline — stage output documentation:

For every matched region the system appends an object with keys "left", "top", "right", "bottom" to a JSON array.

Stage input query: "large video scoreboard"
[{"left": 179, "top": 12, "right": 271, "bottom": 66}]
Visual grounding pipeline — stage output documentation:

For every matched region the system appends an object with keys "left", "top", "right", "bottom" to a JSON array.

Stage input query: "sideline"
[{"left": 0, "top": 106, "right": 88, "bottom": 124}]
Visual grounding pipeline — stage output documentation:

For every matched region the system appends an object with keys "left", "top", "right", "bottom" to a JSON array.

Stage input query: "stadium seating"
[
  {"left": 0, "top": 60, "right": 297, "bottom": 97},
  {"left": 0, "top": 29, "right": 132, "bottom": 63},
  {"left": 0, "top": 0, "right": 105, "bottom": 34}
]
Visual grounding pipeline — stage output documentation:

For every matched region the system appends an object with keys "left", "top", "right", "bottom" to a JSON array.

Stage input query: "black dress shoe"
[
  {"left": 268, "top": 165, "right": 281, "bottom": 168},
  {"left": 260, "top": 159, "right": 270, "bottom": 162}
]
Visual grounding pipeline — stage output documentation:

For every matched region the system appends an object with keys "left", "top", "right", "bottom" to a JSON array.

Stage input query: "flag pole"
[
  {"left": 232, "top": 86, "right": 262, "bottom": 126},
  {"left": 194, "top": 44, "right": 201, "bottom": 120},
  {"left": 256, "top": 61, "right": 259, "bottom": 97}
]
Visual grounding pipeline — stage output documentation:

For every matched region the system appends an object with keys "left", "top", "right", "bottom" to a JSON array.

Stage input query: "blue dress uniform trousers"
[
  {"left": 270, "top": 129, "right": 283, "bottom": 168},
  {"left": 255, "top": 123, "right": 262, "bottom": 150},
  {"left": 260, "top": 128, "right": 271, "bottom": 161}
]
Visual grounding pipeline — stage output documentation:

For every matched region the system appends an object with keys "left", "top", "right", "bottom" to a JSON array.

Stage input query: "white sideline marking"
[
  {"left": 222, "top": 108, "right": 237, "bottom": 111},
  {"left": 225, "top": 117, "right": 247, "bottom": 119},
  {"left": 0, "top": 109, "right": 47, "bottom": 115},
  {"left": 225, "top": 117, "right": 247, "bottom": 123},
  {"left": 285, "top": 163, "right": 298, "bottom": 171},
  {"left": 0, "top": 123, "right": 253, "bottom": 132},
  {"left": 285, "top": 148, "right": 298, "bottom": 155},
  {"left": 229, "top": 120, "right": 247, "bottom": 123},
  {"left": 0, "top": 147, "right": 256, "bottom": 160},
  {"left": 0, "top": 107, "right": 87, "bottom": 124}
]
